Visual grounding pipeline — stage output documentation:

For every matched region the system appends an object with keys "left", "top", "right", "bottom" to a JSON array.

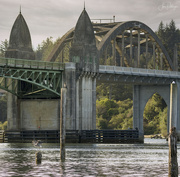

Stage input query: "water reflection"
[{"left": 0, "top": 139, "right": 177, "bottom": 176}]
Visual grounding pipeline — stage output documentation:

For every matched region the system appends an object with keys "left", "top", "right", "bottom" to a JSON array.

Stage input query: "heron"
[{"left": 32, "top": 140, "right": 43, "bottom": 148}]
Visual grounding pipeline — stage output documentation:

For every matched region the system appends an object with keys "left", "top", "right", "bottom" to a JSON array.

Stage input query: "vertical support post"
[
  {"left": 168, "top": 127, "right": 178, "bottom": 177},
  {"left": 137, "top": 30, "right": 140, "bottom": 67},
  {"left": 169, "top": 81, "right": 180, "bottom": 137},
  {"left": 78, "top": 78, "right": 82, "bottom": 131},
  {"left": 145, "top": 34, "right": 148, "bottom": 68},
  {"left": 60, "top": 87, "right": 67, "bottom": 162},
  {"left": 121, "top": 31, "right": 124, "bottom": 67},
  {"left": 92, "top": 77, "right": 96, "bottom": 129},
  {"left": 105, "top": 47, "right": 108, "bottom": 65},
  {"left": 153, "top": 42, "right": 156, "bottom": 69},
  {"left": 130, "top": 29, "right": 133, "bottom": 65},
  {"left": 61, "top": 49, "right": 64, "bottom": 63},
  {"left": 112, "top": 40, "right": 116, "bottom": 66},
  {"left": 134, "top": 46, "right": 138, "bottom": 68},
  {"left": 169, "top": 83, "right": 177, "bottom": 129},
  {"left": 160, "top": 53, "right": 163, "bottom": 70},
  {"left": 173, "top": 44, "right": 178, "bottom": 71}
]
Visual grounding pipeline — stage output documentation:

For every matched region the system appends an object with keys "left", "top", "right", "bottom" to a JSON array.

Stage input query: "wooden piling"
[
  {"left": 168, "top": 127, "right": 178, "bottom": 177},
  {"left": 35, "top": 151, "right": 42, "bottom": 164},
  {"left": 60, "top": 87, "right": 67, "bottom": 162}
]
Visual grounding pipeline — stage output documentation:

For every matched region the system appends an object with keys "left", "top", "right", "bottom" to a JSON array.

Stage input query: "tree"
[
  {"left": 96, "top": 83, "right": 132, "bottom": 101},
  {"left": 96, "top": 98, "right": 133, "bottom": 130},
  {"left": 143, "top": 93, "right": 167, "bottom": 135},
  {"left": 156, "top": 20, "right": 180, "bottom": 69},
  {"left": 35, "top": 37, "right": 54, "bottom": 60},
  {"left": 0, "top": 39, "right": 8, "bottom": 57}
]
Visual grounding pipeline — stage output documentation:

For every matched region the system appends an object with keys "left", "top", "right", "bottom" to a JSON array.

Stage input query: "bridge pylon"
[{"left": 65, "top": 8, "right": 99, "bottom": 130}]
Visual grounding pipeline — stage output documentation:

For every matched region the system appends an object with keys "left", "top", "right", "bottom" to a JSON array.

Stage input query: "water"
[{"left": 0, "top": 138, "right": 179, "bottom": 177}]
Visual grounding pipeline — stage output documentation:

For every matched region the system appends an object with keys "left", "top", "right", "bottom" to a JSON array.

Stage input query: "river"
[{"left": 0, "top": 138, "right": 178, "bottom": 177}]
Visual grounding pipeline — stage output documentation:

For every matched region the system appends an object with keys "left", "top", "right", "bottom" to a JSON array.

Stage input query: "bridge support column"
[
  {"left": 7, "top": 84, "right": 20, "bottom": 130},
  {"left": 133, "top": 84, "right": 171, "bottom": 143},
  {"left": 92, "top": 78, "right": 96, "bottom": 129},
  {"left": 169, "top": 81, "right": 180, "bottom": 140},
  {"left": 78, "top": 75, "right": 96, "bottom": 130},
  {"left": 133, "top": 85, "right": 144, "bottom": 143},
  {"left": 65, "top": 63, "right": 76, "bottom": 130},
  {"left": 65, "top": 63, "right": 96, "bottom": 131}
]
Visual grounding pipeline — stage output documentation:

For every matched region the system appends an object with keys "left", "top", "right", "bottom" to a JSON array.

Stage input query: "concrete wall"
[
  {"left": 65, "top": 63, "right": 96, "bottom": 130},
  {"left": 20, "top": 99, "right": 60, "bottom": 130}
]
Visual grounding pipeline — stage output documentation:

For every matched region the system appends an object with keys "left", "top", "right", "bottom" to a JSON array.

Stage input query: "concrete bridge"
[{"left": 2, "top": 8, "right": 180, "bottom": 142}]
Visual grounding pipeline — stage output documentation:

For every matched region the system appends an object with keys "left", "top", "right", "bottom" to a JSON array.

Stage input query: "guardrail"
[
  {"left": 99, "top": 65, "right": 180, "bottom": 78},
  {"left": 0, "top": 57, "right": 65, "bottom": 71}
]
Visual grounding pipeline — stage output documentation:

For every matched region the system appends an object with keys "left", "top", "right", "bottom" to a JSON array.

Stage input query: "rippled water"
[{"left": 0, "top": 138, "right": 179, "bottom": 177}]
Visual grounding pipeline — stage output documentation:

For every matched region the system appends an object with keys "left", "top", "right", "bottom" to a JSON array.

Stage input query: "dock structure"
[{"left": 2, "top": 129, "right": 139, "bottom": 144}]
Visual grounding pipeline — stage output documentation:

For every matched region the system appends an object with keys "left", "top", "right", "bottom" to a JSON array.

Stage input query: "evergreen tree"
[
  {"left": 35, "top": 37, "right": 54, "bottom": 60},
  {"left": 156, "top": 20, "right": 180, "bottom": 68},
  {"left": 0, "top": 39, "right": 8, "bottom": 57}
]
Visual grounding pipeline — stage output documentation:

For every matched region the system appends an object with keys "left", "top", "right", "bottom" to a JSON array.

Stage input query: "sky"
[{"left": 0, "top": 0, "right": 180, "bottom": 49}]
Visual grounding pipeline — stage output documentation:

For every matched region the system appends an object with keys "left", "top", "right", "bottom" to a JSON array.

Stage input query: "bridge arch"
[
  {"left": 143, "top": 92, "right": 168, "bottom": 135},
  {"left": 133, "top": 85, "right": 170, "bottom": 139},
  {"left": 0, "top": 67, "right": 62, "bottom": 98},
  {"left": 97, "top": 21, "right": 173, "bottom": 70},
  {"left": 47, "top": 20, "right": 173, "bottom": 71}
]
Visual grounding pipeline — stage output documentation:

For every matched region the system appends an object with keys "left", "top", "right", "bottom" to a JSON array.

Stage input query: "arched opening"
[{"left": 143, "top": 93, "right": 168, "bottom": 137}]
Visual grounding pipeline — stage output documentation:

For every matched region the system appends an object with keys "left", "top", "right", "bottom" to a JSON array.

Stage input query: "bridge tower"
[
  {"left": 66, "top": 7, "right": 99, "bottom": 130},
  {"left": 5, "top": 11, "right": 61, "bottom": 131},
  {"left": 5, "top": 11, "right": 35, "bottom": 130}
]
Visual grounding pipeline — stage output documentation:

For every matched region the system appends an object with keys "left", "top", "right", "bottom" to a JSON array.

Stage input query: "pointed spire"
[
  {"left": 84, "top": 1, "right": 85, "bottom": 10},
  {"left": 6, "top": 10, "right": 35, "bottom": 59}
]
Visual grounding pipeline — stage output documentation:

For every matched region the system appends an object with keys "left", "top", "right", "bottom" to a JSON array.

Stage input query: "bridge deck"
[
  {"left": 99, "top": 65, "right": 180, "bottom": 84},
  {"left": 99, "top": 65, "right": 180, "bottom": 78},
  {"left": 0, "top": 57, "right": 64, "bottom": 71}
]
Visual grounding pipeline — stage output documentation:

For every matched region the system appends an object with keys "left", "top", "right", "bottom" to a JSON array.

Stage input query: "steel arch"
[
  {"left": 0, "top": 68, "right": 62, "bottom": 97},
  {"left": 47, "top": 21, "right": 173, "bottom": 70},
  {"left": 97, "top": 21, "right": 173, "bottom": 70}
]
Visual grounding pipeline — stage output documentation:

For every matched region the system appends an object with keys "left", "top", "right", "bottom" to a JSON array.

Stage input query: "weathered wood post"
[
  {"left": 168, "top": 127, "right": 178, "bottom": 177},
  {"left": 60, "top": 86, "right": 67, "bottom": 162},
  {"left": 35, "top": 151, "right": 42, "bottom": 164}
]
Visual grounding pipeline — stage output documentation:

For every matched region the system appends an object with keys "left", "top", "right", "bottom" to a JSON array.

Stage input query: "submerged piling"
[
  {"left": 60, "top": 87, "right": 67, "bottom": 162},
  {"left": 168, "top": 127, "right": 178, "bottom": 177},
  {"left": 35, "top": 151, "right": 42, "bottom": 164}
]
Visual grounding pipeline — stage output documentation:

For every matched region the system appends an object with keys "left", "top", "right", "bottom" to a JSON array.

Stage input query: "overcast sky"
[{"left": 0, "top": 0, "right": 180, "bottom": 49}]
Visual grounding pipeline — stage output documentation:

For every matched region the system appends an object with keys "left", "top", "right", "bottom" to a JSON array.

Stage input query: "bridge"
[
  {"left": 2, "top": 7, "right": 180, "bottom": 143},
  {"left": 0, "top": 57, "right": 64, "bottom": 97}
]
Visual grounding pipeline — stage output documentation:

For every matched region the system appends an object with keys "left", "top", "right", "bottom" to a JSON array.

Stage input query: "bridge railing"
[
  {"left": 99, "top": 65, "right": 180, "bottom": 78},
  {"left": 0, "top": 57, "right": 64, "bottom": 71}
]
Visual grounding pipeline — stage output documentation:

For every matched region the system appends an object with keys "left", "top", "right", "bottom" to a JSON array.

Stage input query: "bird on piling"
[{"left": 32, "top": 140, "right": 43, "bottom": 148}]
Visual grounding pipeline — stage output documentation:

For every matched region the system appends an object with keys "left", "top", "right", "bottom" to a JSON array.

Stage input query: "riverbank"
[{"left": 144, "top": 134, "right": 166, "bottom": 139}]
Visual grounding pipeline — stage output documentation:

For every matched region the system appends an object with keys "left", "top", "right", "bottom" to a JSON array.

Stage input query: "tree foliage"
[
  {"left": 96, "top": 94, "right": 167, "bottom": 136},
  {"left": 96, "top": 98, "right": 133, "bottom": 130},
  {"left": 0, "top": 39, "right": 8, "bottom": 57},
  {"left": 156, "top": 20, "right": 180, "bottom": 69},
  {"left": 143, "top": 93, "right": 167, "bottom": 136}
]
